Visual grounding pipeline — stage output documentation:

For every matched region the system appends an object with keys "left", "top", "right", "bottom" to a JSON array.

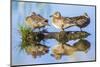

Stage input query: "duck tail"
[{"left": 83, "top": 13, "right": 89, "bottom": 18}]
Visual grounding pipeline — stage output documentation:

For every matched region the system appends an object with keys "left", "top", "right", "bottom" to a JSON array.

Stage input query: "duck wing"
[
  {"left": 63, "top": 17, "right": 74, "bottom": 24},
  {"left": 62, "top": 17, "right": 76, "bottom": 29},
  {"left": 71, "top": 15, "right": 90, "bottom": 28},
  {"left": 31, "top": 15, "right": 44, "bottom": 23}
]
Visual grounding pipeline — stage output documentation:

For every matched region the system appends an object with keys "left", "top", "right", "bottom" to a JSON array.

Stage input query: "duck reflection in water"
[
  {"left": 51, "top": 39, "right": 90, "bottom": 60},
  {"left": 24, "top": 43, "right": 49, "bottom": 58}
]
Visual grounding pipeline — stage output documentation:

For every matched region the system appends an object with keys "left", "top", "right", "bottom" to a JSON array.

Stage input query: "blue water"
[{"left": 12, "top": 1, "right": 96, "bottom": 65}]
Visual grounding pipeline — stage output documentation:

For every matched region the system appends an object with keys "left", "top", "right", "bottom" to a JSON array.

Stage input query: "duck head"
[{"left": 50, "top": 11, "right": 61, "bottom": 18}]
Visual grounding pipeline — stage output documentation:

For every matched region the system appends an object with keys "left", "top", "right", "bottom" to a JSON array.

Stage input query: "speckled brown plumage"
[
  {"left": 50, "top": 11, "right": 90, "bottom": 31},
  {"left": 26, "top": 12, "right": 48, "bottom": 29}
]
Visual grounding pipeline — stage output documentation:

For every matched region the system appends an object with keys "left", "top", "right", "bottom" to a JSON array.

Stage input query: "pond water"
[{"left": 12, "top": 1, "right": 96, "bottom": 66}]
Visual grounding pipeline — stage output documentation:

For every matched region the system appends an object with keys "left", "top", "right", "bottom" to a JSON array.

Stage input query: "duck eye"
[{"left": 44, "top": 20, "right": 48, "bottom": 22}]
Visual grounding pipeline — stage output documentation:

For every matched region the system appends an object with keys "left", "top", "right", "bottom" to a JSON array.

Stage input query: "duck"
[
  {"left": 73, "top": 39, "right": 90, "bottom": 53},
  {"left": 25, "top": 44, "right": 49, "bottom": 58},
  {"left": 50, "top": 11, "right": 90, "bottom": 31},
  {"left": 51, "top": 39, "right": 90, "bottom": 60},
  {"left": 25, "top": 12, "right": 48, "bottom": 30},
  {"left": 51, "top": 43, "right": 65, "bottom": 60},
  {"left": 51, "top": 43, "right": 77, "bottom": 60}
]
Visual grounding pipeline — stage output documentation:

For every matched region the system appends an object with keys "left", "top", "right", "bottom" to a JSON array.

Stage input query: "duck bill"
[{"left": 49, "top": 15, "right": 53, "bottom": 17}]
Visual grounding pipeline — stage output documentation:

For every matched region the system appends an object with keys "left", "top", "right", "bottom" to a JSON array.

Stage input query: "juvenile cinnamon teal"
[
  {"left": 50, "top": 11, "right": 90, "bottom": 31},
  {"left": 25, "top": 12, "right": 48, "bottom": 30}
]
